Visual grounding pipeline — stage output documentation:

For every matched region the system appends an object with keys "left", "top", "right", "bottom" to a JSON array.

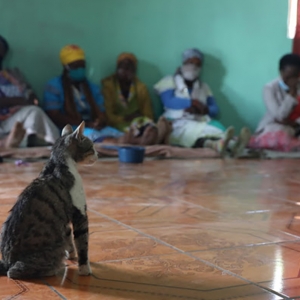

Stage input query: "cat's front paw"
[{"left": 78, "top": 263, "right": 91, "bottom": 276}]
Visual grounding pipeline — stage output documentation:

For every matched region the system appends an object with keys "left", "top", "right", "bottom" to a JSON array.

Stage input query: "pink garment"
[{"left": 249, "top": 131, "right": 300, "bottom": 152}]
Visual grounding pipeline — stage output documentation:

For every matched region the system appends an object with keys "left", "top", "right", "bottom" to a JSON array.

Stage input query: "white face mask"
[{"left": 181, "top": 64, "right": 201, "bottom": 81}]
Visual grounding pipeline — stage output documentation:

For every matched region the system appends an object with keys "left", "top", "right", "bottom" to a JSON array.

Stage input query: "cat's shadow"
[{"left": 21, "top": 261, "right": 242, "bottom": 299}]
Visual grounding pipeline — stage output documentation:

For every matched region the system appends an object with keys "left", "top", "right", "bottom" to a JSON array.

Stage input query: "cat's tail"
[{"left": 0, "top": 260, "right": 8, "bottom": 276}]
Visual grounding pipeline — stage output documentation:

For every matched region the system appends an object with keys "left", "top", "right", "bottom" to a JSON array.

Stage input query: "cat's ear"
[
  {"left": 73, "top": 121, "right": 85, "bottom": 139},
  {"left": 62, "top": 124, "right": 73, "bottom": 136}
]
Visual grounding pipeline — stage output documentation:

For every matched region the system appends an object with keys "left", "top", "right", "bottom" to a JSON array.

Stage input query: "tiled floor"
[{"left": 1, "top": 159, "right": 300, "bottom": 299}]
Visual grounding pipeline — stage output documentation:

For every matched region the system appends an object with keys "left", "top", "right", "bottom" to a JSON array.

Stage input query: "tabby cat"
[{"left": 0, "top": 121, "right": 97, "bottom": 278}]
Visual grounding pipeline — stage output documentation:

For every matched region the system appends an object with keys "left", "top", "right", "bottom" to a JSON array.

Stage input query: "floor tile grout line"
[
  {"left": 9, "top": 280, "right": 29, "bottom": 300},
  {"left": 96, "top": 252, "right": 175, "bottom": 264},
  {"left": 94, "top": 236, "right": 300, "bottom": 264},
  {"left": 188, "top": 239, "right": 300, "bottom": 253},
  {"left": 88, "top": 208, "right": 289, "bottom": 299},
  {"left": 87, "top": 208, "right": 300, "bottom": 250},
  {"left": 41, "top": 279, "right": 67, "bottom": 300},
  {"left": 278, "top": 230, "right": 300, "bottom": 239},
  {"left": 88, "top": 192, "right": 300, "bottom": 219},
  {"left": 87, "top": 209, "right": 300, "bottom": 243},
  {"left": 179, "top": 195, "right": 300, "bottom": 217},
  {"left": 95, "top": 234, "right": 300, "bottom": 263},
  {"left": 269, "top": 194, "right": 300, "bottom": 206}
]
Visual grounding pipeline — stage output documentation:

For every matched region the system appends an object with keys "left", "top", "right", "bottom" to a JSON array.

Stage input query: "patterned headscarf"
[
  {"left": 182, "top": 48, "right": 203, "bottom": 63},
  {"left": 117, "top": 52, "right": 138, "bottom": 67},
  {"left": 60, "top": 45, "right": 85, "bottom": 65}
]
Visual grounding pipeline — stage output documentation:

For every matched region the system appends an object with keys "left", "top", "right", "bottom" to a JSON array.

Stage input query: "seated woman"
[
  {"left": 154, "top": 48, "right": 250, "bottom": 157},
  {"left": 102, "top": 52, "right": 154, "bottom": 130},
  {"left": 249, "top": 54, "right": 300, "bottom": 152},
  {"left": 43, "top": 45, "right": 123, "bottom": 142},
  {"left": 102, "top": 53, "right": 163, "bottom": 145},
  {"left": 0, "top": 35, "right": 60, "bottom": 148}
]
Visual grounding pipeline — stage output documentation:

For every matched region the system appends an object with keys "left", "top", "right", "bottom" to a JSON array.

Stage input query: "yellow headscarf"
[
  {"left": 60, "top": 45, "right": 85, "bottom": 65},
  {"left": 117, "top": 52, "right": 137, "bottom": 67}
]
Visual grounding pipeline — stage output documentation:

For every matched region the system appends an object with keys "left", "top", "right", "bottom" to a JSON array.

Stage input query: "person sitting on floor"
[
  {"left": 101, "top": 52, "right": 166, "bottom": 145},
  {"left": 154, "top": 48, "right": 250, "bottom": 157},
  {"left": 0, "top": 35, "right": 60, "bottom": 148},
  {"left": 102, "top": 53, "right": 154, "bottom": 130},
  {"left": 249, "top": 53, "right": 300, "bottom": 152},
  {"left": 43, "top": 44, "right": 123, "bottom": 142}
]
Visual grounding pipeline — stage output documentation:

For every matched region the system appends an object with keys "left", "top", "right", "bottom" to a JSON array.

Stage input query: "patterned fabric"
[
  {"left": 130, "top": 116, "right": 156, "bottom": 137},
  {"left": 249, "top": 131, "right": 300, "bottom": 152},
  {"left": 0, "top": 69, "right": 32, "bottom": 119},
  {"left": 0, "top": 70, "right": 25, "bottom": 98},
  {"left": 43, "top": 76, "right": 105, "bottom": 122}
]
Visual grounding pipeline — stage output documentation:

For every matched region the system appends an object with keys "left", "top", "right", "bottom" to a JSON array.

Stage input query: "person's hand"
[
  {"left": 185, "top": 106, "right": 198, "bottom": 114},
  {"left": 287, "top": 78, "right": 298, "bottom": 97},
  {"left": 191, "top": 100, "right": 208, "bottom": 115},
  {"left": 276, "top": 118, "right": 298, "bottom": 128}
]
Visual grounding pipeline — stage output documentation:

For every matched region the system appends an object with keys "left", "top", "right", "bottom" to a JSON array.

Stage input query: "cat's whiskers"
[{"left": 60, "top": 266, "right": 68, "bottom": 286}]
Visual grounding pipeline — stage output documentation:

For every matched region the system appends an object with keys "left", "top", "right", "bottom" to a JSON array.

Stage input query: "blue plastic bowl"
[{"left": 118, "top": 146, "right": 145, "bottom": 164}]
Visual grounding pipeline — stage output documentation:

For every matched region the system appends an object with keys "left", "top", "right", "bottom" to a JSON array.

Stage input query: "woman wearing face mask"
[
  {"left": 154, "top": 48, "right": 250, "bottom": 157},
  {"left": 249, "top": 53, "right": 300, "bottom": 152},
  {"left": 44, "top": 45, "right": 123, "bottom": 142}
]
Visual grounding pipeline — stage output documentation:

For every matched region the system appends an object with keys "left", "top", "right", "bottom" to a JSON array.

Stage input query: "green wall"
[{"left": 0, "top": 0, "right": 291, "bottom": 130}]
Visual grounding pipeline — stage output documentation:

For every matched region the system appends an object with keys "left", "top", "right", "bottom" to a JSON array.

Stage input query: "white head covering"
[{"left": 182, "top": 48, "right": 203, "bottom": 63}]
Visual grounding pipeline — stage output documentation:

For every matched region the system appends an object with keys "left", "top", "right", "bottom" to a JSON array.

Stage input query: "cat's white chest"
[{"left": 66, "top": 158, "right": 86, "bottom": 214}]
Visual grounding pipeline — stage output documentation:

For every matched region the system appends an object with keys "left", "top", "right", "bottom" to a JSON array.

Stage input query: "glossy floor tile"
[{"left": 1, "top": 159, "right": 300, "bottom": 299}]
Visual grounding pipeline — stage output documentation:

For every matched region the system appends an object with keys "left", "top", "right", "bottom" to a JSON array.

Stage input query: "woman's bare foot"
[
  {"left": 140, "top": 126, "right": 158, "bottom": 145},
  {"left": 4, "top": 122, "right": 26, "bottom": 148},
  {"left": 117, "top": 128, "right": 135, "bottom": 145},
  {"left": 156, "top": 116, "right": 173, "bottom": 144}
]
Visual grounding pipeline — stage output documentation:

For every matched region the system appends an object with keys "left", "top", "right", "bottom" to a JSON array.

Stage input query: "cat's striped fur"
[{"left": 0, "top": 122, "right": 97, "bottom": 278}]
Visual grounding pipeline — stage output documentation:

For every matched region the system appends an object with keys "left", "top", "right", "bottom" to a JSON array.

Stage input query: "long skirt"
[
  {"left": 170, "top": 118, "right": 225, "bottom": 147},
  {"left": 0, "top": 105, "right": 60, "bottom": 144},
  {"left": 249, "top": 131, "right": 300, "bottom": 152}
]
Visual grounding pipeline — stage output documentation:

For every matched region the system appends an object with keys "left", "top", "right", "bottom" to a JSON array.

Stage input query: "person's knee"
[
  {"left": 24, "top": 105, "right": 48, "bottom": 119},
  {"left": 28, "top": 105, "right": 44, "bottom": 114}
]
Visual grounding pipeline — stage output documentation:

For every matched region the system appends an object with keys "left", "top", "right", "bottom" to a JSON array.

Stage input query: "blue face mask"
[
  {"left": 68, "top": 68, "right": 86, "bottom": 82},
  {"left": 279, "top": 79, "right": 289, "bottom": 91}
]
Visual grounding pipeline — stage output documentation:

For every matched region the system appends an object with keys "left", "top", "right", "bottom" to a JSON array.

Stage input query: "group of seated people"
[{"left": 1, "top": 33, "right": 300, "bottom": 156}]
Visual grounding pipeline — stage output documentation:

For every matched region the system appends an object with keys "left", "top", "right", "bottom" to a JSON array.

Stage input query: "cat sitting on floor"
[{"left": 0, "top": 121, "right": 97, "bottom": 279}]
